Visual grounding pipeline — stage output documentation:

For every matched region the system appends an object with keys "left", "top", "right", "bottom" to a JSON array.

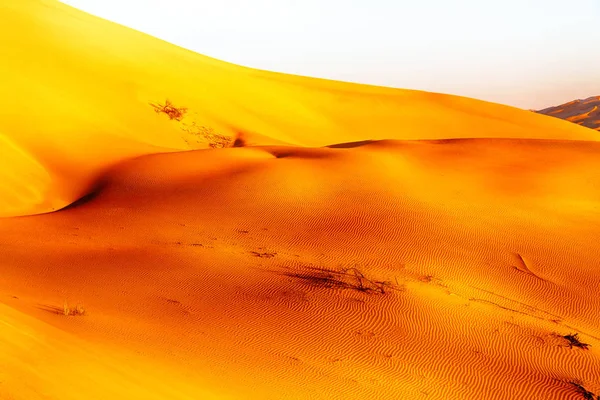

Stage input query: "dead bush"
[
  {"left": 149, "top": 100, "right": 232, "bottom": 148},
  {"left": 150, "top": 99, "right": 188, "bottom": 121},
  {"left": 181, "top": 121, "right": 232, "bottom": 148},
  {"left": 63, "top": 301, "right": 85, "bottom": 316},
  {"left": 561, "top": 333, "right": 591, "bottom": 350},
  {"left": 283, "top": 266, "right": 396, "bottom": 295}
]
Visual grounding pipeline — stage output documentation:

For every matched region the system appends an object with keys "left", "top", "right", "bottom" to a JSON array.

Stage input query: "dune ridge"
[{"left": 1, "top": 0, "right": 599, "bottom": 399}]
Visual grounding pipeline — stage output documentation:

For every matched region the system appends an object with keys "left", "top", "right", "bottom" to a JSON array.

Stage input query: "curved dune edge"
[
  {"left": 0, "top": 134, "right": 55, "bottom": 216},
  {"left": 1, "top": 0, "right": 599, "bottom": 217},
  {"left": 1, "top": 138, "right": 599, "bottom": 399}
]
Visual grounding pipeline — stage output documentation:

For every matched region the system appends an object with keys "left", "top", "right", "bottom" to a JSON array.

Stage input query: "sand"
[{"left": 0, "top": 1, "right": 599, "bottom": 399}]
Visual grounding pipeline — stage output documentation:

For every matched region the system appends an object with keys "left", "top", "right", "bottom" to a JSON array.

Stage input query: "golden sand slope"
[
  {"left": 1, "top": 1, "right": 600, "bottom": 399},
  {"left": 0, "top": 0, "right": 598, "bottom": 217}
]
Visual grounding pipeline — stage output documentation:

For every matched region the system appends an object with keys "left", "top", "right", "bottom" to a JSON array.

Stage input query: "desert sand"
[{"left": 1, "top": 1, "right": 599, "bottom": 399}]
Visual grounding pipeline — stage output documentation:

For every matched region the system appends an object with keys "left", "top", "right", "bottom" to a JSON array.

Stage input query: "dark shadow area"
[
  {"left": 55, "top": 178, "right": 107, "bottom": 213},
  {"left": 327, "top": 140, "right": 374, "bottom": 149},
  {"left": 38, "top": 304, "right": 64, "bottom": 315},
  {"left": 232, "top": 137, "right": 247, "bottom": 147}
]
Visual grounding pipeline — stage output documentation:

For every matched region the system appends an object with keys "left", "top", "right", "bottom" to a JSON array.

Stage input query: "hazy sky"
[{"left": 60, "top": 0, "right": 600, "bottom": 109}]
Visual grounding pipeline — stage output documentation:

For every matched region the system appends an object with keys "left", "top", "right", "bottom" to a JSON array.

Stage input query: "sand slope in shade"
[
  {"left": 537, "top": 96, "right": 600, "bottom": 131},
  {"left": 1, "top": 138, "right": 600, "bottom": 399},
  {"left": 0, "top": 0, "right": 598, "bottom": 217},
  {"left": 1, "top": 0, "right": 600, "bottom": 399}
]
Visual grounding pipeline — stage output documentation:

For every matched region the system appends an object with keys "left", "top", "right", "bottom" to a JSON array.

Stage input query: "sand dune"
[
  {"left": 1, "top": 0, "right": 599, "bottom": 399},
  {"left": 537, "top": 96, "right": 600, "bottom": 131},
  {"left": 0, "top": 0, "right": 597, "bottom": 217}
]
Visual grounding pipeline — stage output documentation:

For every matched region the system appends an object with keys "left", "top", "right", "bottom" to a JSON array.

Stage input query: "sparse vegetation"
[
  {"left": 149, "top": 99, "right": 188, "bottom": 121},
  {"left": 342, "top": 267, "right": 392, "bottom": 294},
  {"left": 562, "top": 333, "right": 591, "bottom": 350},
  {"left": 283, "top": 266, "right": 398, "bottom": 295},
  {"left": 251, "top": 251, "right": 277, "bottom": 258},
  {"left": 150, "top": 99, "right": 233, "bottom": 148},
  {"left": 181, "top": 121, "right": 232, "bottom": 148},
  {"left": 569, "top": 381, "right": 599, "bottom": 400},
  {"left": 63, "top": 301, "right": 85, "bottom": 316}
]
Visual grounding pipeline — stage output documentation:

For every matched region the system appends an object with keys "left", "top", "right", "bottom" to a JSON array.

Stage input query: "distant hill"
[{"left": 536, "top": 96, "right": 600, "bottom": 131}]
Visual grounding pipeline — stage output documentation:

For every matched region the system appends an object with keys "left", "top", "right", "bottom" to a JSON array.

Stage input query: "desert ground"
[{"left": 1, "top": 1, "right": 599, "bottom": 399}]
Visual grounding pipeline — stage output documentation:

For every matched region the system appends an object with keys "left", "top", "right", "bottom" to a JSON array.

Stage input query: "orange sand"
[{"left": 1, "top": 1, "right": 599, "bottom": 399}]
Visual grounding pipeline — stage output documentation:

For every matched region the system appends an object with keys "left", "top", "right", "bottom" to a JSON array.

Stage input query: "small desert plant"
[
  {"left": 563, "top": 333, "right": 591, "bottom": 350},
  {"left": 251, "top": 251, "right": 277, "bottom": 258},
  {"left": 283, "top": 266, "right": 396, "bottom": 295},
  {"left": 150, "top": 99, "right": 188, "bottom": 121},
  {"left": 342, "top": 267, "right": 392, "bottom": 294},
  {"left": 149, "top": 99, "right": 233, "bottom": 148},
  {"left": 63, "top": 301, "right": 85, "bottom": 316},
  {"left": 181, "top": 121, "right": 232, "bottom": 148}
]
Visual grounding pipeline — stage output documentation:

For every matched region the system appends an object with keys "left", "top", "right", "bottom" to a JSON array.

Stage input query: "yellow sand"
[{"left": 0, "top": 1, "right": 598, "bottom": 399}]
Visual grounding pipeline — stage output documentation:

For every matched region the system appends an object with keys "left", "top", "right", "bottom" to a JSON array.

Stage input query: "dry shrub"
[
  {"left": 341, "top": 267, "right": 393, "bottom": 294},
  {"left": 251, "top": 251, "right": 277, "bottom": 258},
  {"left": 150, "top": 99, "right": 188, "bottom": 121},
  {"left": 181, "top": 122, "right": 232, "bottom": 148},
  {"left": 284, "top": 266, "right": 397, "bottom": 295},
  {"left": 63, "top": 301, "right": 85, "bottom": 316},
  {"left": 559, "top": 333, "right": 591, "bottom": 350},
  {"left": 149, "top": 99, "right": 232, "bottom": 148}
]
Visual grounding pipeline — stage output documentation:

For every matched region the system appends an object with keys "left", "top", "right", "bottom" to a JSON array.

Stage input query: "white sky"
[{"left": 59, "top": 0, "right": 600, "bottom": 109}]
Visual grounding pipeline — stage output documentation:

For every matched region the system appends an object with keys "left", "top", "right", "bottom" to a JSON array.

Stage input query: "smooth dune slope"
[
  {"left": 1, "top": 139, "right": 600, "bottom": 399},
  {"left": 0, "top": 0, "right": 598, "bottom": 216}
]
